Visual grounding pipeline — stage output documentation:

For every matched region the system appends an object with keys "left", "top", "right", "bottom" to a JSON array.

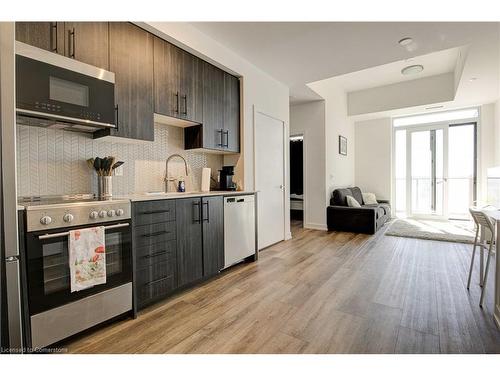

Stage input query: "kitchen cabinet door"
[
  {"left": 223, "top": 73, "right": 240, "bottom": 153},
  {"left": 180, "top": 51, "right": 203, "bottom": 124},
  {"left": 63, "top": 22, "right": 109, "bottom": 70},
  {"left": 154, "top": 37, "right": 182, "bottom": 119},
  {"left": 15, "top": 22, "right": 64, "bottom": 54},
  {"left": 201, "top": 61, "right": 225, "bottom": 150},
  {"left": 176, "top": 198, "right": 203, "bottom": 287},
  {"left": 202, "top": 196, "right": 224, "bottom": 277},
  {"left": 99, "top": 22, "right": 154, "bottom": 141}
]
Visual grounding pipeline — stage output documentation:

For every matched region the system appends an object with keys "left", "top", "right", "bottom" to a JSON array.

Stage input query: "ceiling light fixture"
[
  {"left": 401, "top": 64, "right": 424, "bottom": 75},
  {"left": 469, "top": 77, "right": 478, "bottom": 81},
  {"left": 398, "top": 37, "right": 413, "bottom": 46}
]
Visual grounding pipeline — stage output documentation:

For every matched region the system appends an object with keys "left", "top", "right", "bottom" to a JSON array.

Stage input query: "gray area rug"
[{"left": 385, "top": 218, "right": 475, "bottom": 244}]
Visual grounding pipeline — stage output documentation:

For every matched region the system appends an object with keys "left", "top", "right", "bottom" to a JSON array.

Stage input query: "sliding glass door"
[
  {"left": 394, "top": 122, "right": 477, "bottom": 220},
  {"left": 408, "top": 126, "right": 448, "bottom": 219}
]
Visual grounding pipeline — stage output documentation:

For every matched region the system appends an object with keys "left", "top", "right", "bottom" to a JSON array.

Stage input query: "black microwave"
[{"left": 15, "top": 41, "right": 116, "bottom": 133}]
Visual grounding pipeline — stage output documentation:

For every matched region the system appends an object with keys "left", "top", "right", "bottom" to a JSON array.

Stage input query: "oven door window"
[
  {"left": 27, "top": 224, "right": 132, "bottom": 315},
  {"left": 42, "top": 231, "right": 124, "bottom": 295}
]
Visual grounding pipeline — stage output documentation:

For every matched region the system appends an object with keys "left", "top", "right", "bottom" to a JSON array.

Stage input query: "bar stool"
[{"left": 468, "top": 208, "right": 496, "bottom": 308}]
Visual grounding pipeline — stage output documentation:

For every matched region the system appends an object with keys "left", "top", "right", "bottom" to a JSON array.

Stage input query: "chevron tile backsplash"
[{"left": 16, "top": 124, "right": 223, "bottom": 197}]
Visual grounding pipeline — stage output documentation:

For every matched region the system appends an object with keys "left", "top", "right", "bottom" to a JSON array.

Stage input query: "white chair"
[{"left": 468, "top": 208, "right": 496, "bottom": 307}]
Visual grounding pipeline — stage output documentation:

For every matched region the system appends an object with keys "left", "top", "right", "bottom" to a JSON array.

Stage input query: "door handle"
[
  {"left": 182, "top": 94, "right": 187, "bottom": 116},
  {"left": 193, "top": 201, "right": 201, "bottom": 223},
  {"left": 223, "top": 130, "right": 229, "bottom": 148},
  {"left": 114, "top": 105, "right": 119, "bottom": 132},
  {"left": 141, "top": 230, "right": 170, "bottom": 238},
  {"left": 202, "top": 201, "right": 209, "bottom": 222},
  {"left": 217, "top": 129, "right": 223, "bottom": 147},
  {"left": 38, "top": 222, "right": 129, "bottom": 240},
  {"left": 69, "top": 27, "right": 75, "bottom": 58},
  {"left": 174, "top": 92, "right": 179, "bottom": 113},
  {"left": 50, "top": 22, "right": 58, "bottom": 52}
]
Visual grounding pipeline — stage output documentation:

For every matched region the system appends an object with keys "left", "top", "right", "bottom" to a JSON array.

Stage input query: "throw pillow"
[
  {"left": 346, "top": 195, "right": 361, "bottom": 208},
  {"left": 362, "top": 192, "right": 378, "bottom": 205}
]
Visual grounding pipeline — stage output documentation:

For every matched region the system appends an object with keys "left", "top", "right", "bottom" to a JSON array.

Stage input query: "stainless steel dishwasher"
[{"left": 224, "top": 195, "right": 256, "bottom": 269}]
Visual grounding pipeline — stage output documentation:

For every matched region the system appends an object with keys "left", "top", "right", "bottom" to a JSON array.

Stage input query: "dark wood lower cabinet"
[
  {"left": 133, "top": 196, "right": 225, "bottom": 311},
  {"left": 202, "top": 196, "right": 224, "bottom": 277},
  {"left": 175, "top": 198, "right": 204, "bottom": 287}
]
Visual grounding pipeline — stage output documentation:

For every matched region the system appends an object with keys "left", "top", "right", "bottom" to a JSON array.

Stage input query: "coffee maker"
[{"left": 219, "top": 166, "right": 237, "bottom": 191}]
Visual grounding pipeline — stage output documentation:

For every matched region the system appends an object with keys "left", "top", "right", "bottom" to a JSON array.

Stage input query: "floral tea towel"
[{"left": 69, "top": 227, "right": 106, "bottom": 292}]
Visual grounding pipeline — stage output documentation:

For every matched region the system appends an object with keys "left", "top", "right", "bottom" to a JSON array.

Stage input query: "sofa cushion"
[
  {"left": 332, "top": 188, "right": 352, "bottom": 206},
  {"left": 362, "top": 192, "right": 378, "bottom": 205},
  {"left": 346, "top": 195, "right": 361, "bottom": 207},
  {"left": 350, "top": 187, "right": 364, "bottom": 205}
]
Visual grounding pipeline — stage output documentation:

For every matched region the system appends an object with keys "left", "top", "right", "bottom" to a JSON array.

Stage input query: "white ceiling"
[
  {"left": 191, "top": 22, "right": 500, "bottom": 110},
  {"left": 331, "top": 47, "right": 461, "bottom": 93}
]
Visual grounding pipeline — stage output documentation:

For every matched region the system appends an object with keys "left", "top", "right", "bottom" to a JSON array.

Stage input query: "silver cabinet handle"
[{"left": 38, "top": 222, "right": 129, "bottom": 240}]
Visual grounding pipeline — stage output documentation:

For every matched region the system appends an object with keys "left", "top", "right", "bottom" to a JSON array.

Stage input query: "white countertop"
[
  {"left": 16, "top": 191, "right": 256, "bottom": 209},
  {"left": 113, "top": 190, "right": 256, "bottom": 202}
]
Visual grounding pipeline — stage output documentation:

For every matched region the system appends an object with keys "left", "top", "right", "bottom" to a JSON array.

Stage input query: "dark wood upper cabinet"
[
  {"left": 223, "top": 73, "right": 240, "bottom": 153},
  {"left": 176, "top": 198, "right": 204, "bottom": 287},
  {"left": 16, "top": 22, "right": 240, "bottom": 147},
  {"left": 154, "top": 37, "right": 182, "bottom": 118},
  {"left": 185, "top": 63, "right": 240, "bottom": 153},
  {"left": 154, "top": 38, "right": 203, "bottom": 124},
  {"left": 16, "top": 22, "right": 64, "bottom": 54},
  {"left": 180, "top": 51, "right": 203, "bottom": 124},
  {"left": 95, "top": 22, "right": 154, "bottom": 141},
  {"left": 16, "top": 22, "right": 109, "bottom": 70},
  {"left": 63, "top": 22, "right": 109, "bottom": 69},
  {"left": 202, "top": 196, "right": 224, "bottom": 277},
  {"left": 201, "top": 62, "right": 225, "bottom": 150}
]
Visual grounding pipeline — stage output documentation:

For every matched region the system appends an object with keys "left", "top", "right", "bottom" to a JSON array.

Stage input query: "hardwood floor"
[{"left": 65, "top": 220, "right": 500, "bottom": 353}]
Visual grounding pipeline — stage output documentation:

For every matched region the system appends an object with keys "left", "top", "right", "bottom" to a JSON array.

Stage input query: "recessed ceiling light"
[
  {"left": 398, "top": 37, "right": 413, "bottom": 46},
  {"left": 470, "top": 77, "right": 478, "bottom": 81},
  {"left": 401, "top": 64, "right": 424, "bottom": 75}
]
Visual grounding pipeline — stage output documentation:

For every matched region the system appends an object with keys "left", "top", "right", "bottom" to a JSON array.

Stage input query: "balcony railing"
[{"left": 395, "top": 177, "right": 474, "bottom": 218}]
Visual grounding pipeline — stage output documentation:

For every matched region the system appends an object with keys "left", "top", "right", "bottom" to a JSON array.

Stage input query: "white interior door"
[{"left": 254, "top": 111, "right": 285, "bottom": 249}]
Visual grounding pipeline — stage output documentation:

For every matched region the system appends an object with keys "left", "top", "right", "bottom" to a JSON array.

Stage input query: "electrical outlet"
[{"left": 114, "top": 165, "right": 124, "bottom": 176}]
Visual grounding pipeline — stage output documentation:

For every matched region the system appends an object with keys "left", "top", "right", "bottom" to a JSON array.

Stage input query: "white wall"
[
  {"left": 347, "top": 73, "right": 455, "bottom": 116},
  {"left": 307, "top": 82, "right": 355, "bottom": 211},
  {"left": 479, "top": 103, "right": 497, "bottom": 204},
  {"left": 354, "top": 118, "right": 392, "bottom": 200},
  {"left": 290, "top": 101, "right": 327, "bottom": 230}
]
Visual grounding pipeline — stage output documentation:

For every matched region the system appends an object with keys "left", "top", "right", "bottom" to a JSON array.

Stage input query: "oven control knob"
[
  {"left": 40, "top": 216, "right": 52, "bottom": 225},
  {"left": 89, "top": 211, "right": 99, "bottom": 219},
  {"left": 63, "top": 213, "right": 74, "bottom": 223},
  {"left": 116, "top": 209, "right": 124, "bottom": 217},
  {"left": 98, "top": 210, "right": 107, "bottom": 218},
  {"left": 107, "top": 210, "right": 115, "bottom": 217}
]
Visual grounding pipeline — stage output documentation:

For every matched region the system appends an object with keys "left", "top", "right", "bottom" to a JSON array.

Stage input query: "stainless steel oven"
[
  {"left": 21, "top": 197, "right": 133, "bottom": 348},
  {"left": 15, "top": 41, "right": 116, "bottom": 133}
]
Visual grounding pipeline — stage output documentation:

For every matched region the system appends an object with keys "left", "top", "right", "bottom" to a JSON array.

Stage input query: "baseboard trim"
[
  {"left": 285, "top": 231, "right": 292, "bottom": 240},
  {"left": 304, "top": 222, "right": 328, "bottom": 231}
]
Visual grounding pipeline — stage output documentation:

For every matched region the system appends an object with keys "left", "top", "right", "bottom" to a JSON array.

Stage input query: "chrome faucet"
[{"left": 165, "top": 154, "right": 189, "bottom": 192}]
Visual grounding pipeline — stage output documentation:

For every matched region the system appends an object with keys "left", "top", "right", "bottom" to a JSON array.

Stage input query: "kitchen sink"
[{"left": 145, "top": 191, "right": 201, "bottom": 196}]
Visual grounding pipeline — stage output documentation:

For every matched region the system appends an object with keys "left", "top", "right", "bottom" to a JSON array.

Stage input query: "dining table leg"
[{"left": 495, "top": 220, "right": 500, "bottom": 328}]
